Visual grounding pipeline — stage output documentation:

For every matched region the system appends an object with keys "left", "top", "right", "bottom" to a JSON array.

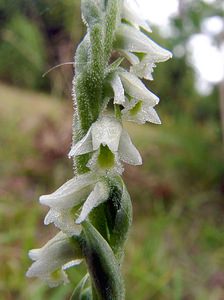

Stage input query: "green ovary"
[
  {"left": 98, "top": 144, "right": 115, "bottom": 169},
  {"left": 51, "top": 269, "right": 62, "bottom": 280},
  {"left": 129, "top": 100, "right": 143, "bottom": 116},
  {"left": 134, "top": 52, "right": 146, "bottom": 60}
]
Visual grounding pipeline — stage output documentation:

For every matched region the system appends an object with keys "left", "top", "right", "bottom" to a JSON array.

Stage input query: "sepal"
[
  {"left": 115, "top": 24, "right": 172, "bottom": 59},
  {"left": 122, "top": 0, "right": 152, "bottom": 32},
  {"left": 119, "top": 71, "right": 159, "bottom": 105},
  {"left": 109, "top": 73, "right": 125, "bottom": 105}
]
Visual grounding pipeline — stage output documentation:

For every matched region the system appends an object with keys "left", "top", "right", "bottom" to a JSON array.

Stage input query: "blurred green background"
[{"left": 0, "top": 0, "right": 224, "bottom": 299}]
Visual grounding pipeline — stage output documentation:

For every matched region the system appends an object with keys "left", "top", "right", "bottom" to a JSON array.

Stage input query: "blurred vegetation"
[
  {"left": 0, "top": 0, "right": 83, "bottom": 95},
  {"left": 1, "top": 0, "right": 224, "bottom": 299}
]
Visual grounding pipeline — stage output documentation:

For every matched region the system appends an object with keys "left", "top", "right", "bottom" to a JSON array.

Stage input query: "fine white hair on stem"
[{"left": 42, "top": 62, "right": 74, "bottom": 77}]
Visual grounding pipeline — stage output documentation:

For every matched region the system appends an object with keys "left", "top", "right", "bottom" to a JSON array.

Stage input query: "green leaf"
[
  {"left": 74, "top": 34, "right": 90, "bottom": 75},
  {"left": 105, "top": 176, "right": 132, "bottom": 259},
  {"left": 88, "top": 176, "right": 132, "bottom": 260},
  {"left": 81, "top": 221, "right": 125, "bottom": 300},
  {"left": 81, "top": 0, "right": 104, "bottom": 28}
]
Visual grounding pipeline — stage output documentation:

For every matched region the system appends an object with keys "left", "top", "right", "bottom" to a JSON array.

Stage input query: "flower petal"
[
  {"left": 39, "top": 173, "right": 97, "bottom": 209},
  {"left": 91, "top": 116, "right": 123, "bottom": 152},
  {"left": 143, "top": 106, "right": 161, "bottom": 124},
  {"left": 44, "top": 208, "right": 82, "bottom": 237},
  {"left": 122, "top": 0, "right": 152, "bottom": 32},
  {"left": 122, "top": 99, "right": 161, "bottom": 125},
  {"left": 46, "top": 270, "right": 69, "bottom": 287},
  {"left": 110, "top": 74, "right": 125, "bottom": 105},
  {"left": 28, "top": 232, "right": 66, "bottom": 261},
  {"left": 116, "top": 24, "right": 172, "bottom": 61},
  {"left": 68, "top": 127, "right": 93, "bottom": 158},
  {"left": 120, "top": 50, "right": 140, "bottom": 65},
  {"left": 26, "top": 232, "right": 77, "bottom": 283},
  {"left": 76, "top": 181, "right": 109, "bottom": 224},
  {"left": 118, "top": 129, "right": 142, "bottom": 165},
  {"left": 130, "top": 60, "right": 155, "bottom": 80},
  {"left": 29, "top": 249, "right": 41, "bottom": 261},
  {"left": 119, "top": 71, "right": 159, "bottom": 105}
]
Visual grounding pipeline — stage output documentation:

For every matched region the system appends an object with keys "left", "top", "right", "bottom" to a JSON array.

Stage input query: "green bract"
[{"left": 27, "top": 0, "right": 171, "bottom": 299}]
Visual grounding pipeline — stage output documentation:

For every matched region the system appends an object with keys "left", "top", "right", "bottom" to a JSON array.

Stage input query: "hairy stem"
[{"left": 72, "top": 0, "right": 120, "bottom": 174}]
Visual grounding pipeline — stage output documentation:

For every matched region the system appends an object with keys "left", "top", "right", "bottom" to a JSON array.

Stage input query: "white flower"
[
  {"left": 130, "top": 54, "right": 157, "bottom": 81},
  {"left": 26, "top": 232, "right": 82, "bottom": 287},
  {"left": 122, "top": 98, "right": 161, "bottom": 125},
  {"left": 116, "top": 24, "right": 172, "bottom": 59},
  {"left": 109, "top": 70, "right": 159, "bottom": 106},
  {"left": 109, "top": 71, "right": 160, "bottom": 124},
  {"left": 68, "top": 116, "right": 142, "bottom": 173},
  {"left": 115, "top": 24, "right": 172, "bottom": 80},
  {"left": 119, "top": 71, "right": 159, "bottom": 105},
  {"left": 40, "top": 172, "right": 110, "bottom": 233},
  {"left": 122, "top": 0, "right": 152, "bottom": 32},
  {"left": 109, "top": 73, "right": 125, "bottom": 105}
]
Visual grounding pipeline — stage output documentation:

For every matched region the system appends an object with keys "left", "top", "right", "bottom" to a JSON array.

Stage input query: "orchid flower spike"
[
  {"left": 39, "top": 172, "right": 110, "bottom": 233},
  {"left": 68, "top": 116, "right": 142, "bottom": 173},
  {"left": 27, "top": 0, "right": 172, "bottom": 295},
  {"left": 26, "top": 232, "right": 82, "bottom": 287}
]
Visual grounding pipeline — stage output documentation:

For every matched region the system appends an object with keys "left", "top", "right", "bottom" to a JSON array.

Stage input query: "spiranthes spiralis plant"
[{"left": 26, "top": 0, "right": 172, "bottom": 299}]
